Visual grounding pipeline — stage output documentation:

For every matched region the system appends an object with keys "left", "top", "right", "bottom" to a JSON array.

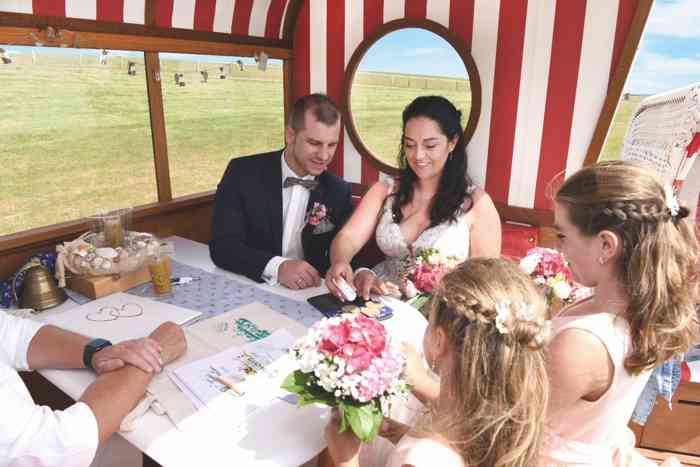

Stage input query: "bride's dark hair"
[{"left": 392, "top": 95, "right": 472, "bottom": 227}]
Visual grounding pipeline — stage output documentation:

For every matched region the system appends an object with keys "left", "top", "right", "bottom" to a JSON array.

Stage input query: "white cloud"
[
  {"left": 627, "top": 51, "right": 700, "bottom": 94},
  {"left": 401, "top": 48, "right": 445, "bottom": 57},
  {"left": 646, "top": 0, "right": 700, "bottom": 38}
]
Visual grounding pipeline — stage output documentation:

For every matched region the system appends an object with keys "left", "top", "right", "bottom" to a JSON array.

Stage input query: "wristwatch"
[{"left": 83, "top": 338, "right": 113, "bottom": 371}]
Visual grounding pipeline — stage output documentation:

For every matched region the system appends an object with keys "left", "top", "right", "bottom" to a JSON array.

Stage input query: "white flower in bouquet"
[
  {"left": 519, "top": 253, "right": 541, "bottom": 275},
  {"left": 282, "top": 314, "right": 408, "bottom": 442},
  {"left": 402, "top": 279, "right": 419, "bottom": 299},
  {"left": 550, "top": 280, "right": 572, "bottom": 301}
]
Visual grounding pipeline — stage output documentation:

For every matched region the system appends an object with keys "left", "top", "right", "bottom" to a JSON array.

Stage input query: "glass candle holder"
[{"left": 89, "top": 207, "right": 132, "bottom": 248}]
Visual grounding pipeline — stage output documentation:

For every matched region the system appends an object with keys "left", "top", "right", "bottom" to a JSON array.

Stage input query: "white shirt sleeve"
[
  {"left": 0, "top": 315, "right": 99, "bottom": 467},
  {"left": 262, "top": 256, "right": 288, "bottom": 285},
  {"left": 0, "top": 312, "right": 44, "bottom": 370}
]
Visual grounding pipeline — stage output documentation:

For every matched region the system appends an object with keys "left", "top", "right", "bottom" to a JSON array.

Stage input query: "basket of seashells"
[{"left": 55, "top": 231, "right": 162, "bottom": 287}]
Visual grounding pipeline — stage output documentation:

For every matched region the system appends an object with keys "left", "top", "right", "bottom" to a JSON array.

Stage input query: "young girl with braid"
[
  {"left": 325, "top": 258, "right": 551, "bottom": 467},
  {"left": 543, "top": 160, "right": 698, "bottom": 466}
]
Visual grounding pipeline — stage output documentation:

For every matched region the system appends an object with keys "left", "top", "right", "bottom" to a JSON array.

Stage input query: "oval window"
[{"left": 344, "top": 24, "right": 480, "bottom": 173}]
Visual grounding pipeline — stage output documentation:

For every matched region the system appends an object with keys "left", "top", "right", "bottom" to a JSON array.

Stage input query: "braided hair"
[
  {"left": 556, "top": 160, "right": 699, "bottom": 374},
  {"left": 425, "top": 258, "right": 549, "bottom": 467}
]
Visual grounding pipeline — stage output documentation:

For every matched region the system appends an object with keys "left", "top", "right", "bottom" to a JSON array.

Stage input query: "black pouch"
[{"left": 307, "top": 293, "right": 345, "bottom": 318}]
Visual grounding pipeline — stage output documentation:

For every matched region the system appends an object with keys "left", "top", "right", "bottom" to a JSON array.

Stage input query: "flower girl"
[{"left": 325, "top": 258, "right": 551, "bottom": 467}]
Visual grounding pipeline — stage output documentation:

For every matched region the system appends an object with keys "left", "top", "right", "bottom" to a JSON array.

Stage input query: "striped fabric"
[
  {"left": 292, "top": 0, "right": 642, "bottom": 209},
  {"left": 1, "top": 0, "right": 147, "bottom": 24},
  {"left": 0, "top": 0, "right": 292, "bottom": 37},
  {"left": 153, "top": 0, "right": 290, "bottom": 38}
]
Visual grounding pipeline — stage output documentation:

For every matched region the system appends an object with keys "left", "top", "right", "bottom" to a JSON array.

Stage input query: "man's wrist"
[
  {"left": 83, "top": 338, "right": 112, "bottom": 371},
  {"left": 262, "top": 256, "right": 287, "bottom": 285}
]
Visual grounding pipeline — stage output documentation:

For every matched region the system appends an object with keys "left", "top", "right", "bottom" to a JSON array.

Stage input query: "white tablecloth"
[{"left": 34, "top": 236, "right": 428, "bottom": 467}]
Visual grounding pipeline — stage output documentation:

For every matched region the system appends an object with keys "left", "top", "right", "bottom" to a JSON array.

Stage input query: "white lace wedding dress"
[{"left": 372, "top": 178, "right": 472, "bottom": 283}]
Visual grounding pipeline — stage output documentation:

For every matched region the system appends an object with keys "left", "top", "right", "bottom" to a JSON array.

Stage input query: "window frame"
[
  {"left": 0, "top": 22, "right": 293, "bottom": 250},
  {"left": 342, "top": 18, "right": 482, "bottom": 175}
]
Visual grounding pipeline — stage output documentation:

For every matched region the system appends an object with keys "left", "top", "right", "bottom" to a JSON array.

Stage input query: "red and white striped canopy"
[
  {"left": 0, "top": 0, "right": 292, "bottom": 38},
  {"left": 293, "top": 0, "right": 641, "bottom": 209},
  {"left": 1, "top": 0, "right": 645, "bottom": 210}
]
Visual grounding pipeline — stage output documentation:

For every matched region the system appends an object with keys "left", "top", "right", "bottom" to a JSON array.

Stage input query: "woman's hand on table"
[
  {"left": 353, "top": 269, "right": 401, "bottom": 301},
  {"left": 325, "top": 408, "right": 361, "bottom": 467},
  {"left": 325, "top": 263, "right": 355, "bottom": 300},
  {"left": 92, "top": 337, "right": 164, "bottom": 375}
]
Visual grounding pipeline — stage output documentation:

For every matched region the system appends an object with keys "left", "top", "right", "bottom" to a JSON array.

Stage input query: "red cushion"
[{"left": 502, "top": 222, "right": 539, "bottom": 260}]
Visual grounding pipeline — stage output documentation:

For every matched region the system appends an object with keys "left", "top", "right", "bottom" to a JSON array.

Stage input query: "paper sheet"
[
  {"left": 44, "top": 292, "right": 201, "bottom": 342},
  {"left": 168, "top": 329, "right": 298, "bottom": 426}
]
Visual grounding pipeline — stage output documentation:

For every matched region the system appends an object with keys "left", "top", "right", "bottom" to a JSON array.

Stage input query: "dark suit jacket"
[{"left": 209, "top": 150, "right": 354, "bottom": 282}]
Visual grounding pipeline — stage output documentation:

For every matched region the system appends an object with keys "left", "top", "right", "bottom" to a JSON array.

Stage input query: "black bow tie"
[{"left": 283, "top": 177, "right": 318, "bottom": 190}]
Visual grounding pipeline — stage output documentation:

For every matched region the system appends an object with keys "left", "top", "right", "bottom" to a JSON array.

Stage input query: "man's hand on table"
[
  {"left": 279, "top": 259, "right": 321, "bottom": 290},
  {"left": 92, "top": 322, "right": 187, "bottom": 375},
  {"left": 149, "top": 322, "right": 187, "bottom": 366},
  {"left": 92, "top": 336, "right": 164, "bottom": 375}
]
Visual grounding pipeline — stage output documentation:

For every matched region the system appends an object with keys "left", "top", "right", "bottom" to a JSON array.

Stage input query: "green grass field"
[{"left": 0, "top": 52, "right": 635, "bottom": 236}]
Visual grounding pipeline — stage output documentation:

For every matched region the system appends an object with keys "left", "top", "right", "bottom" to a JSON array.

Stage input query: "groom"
[{"left": 210, "top": 94, "right": 354, "bottom": 290}]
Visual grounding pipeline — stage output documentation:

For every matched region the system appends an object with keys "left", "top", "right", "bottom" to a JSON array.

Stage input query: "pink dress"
[
  {"left": 385, "top": 435, "right": 464, "bottom": 467},
  {"left": 543, "top": 312, "right": 678, "bottom": 467}
]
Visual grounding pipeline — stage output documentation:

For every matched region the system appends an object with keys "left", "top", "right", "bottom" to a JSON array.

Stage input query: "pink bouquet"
[
  {"left": 519, "top": 247, "right": 589, "bottom": 307},
  {"left": 281, "top": 313, "right": 408, "bottom": 442},
  {"left": 399, "top": 248, "right": 460, "bottom": 311}
]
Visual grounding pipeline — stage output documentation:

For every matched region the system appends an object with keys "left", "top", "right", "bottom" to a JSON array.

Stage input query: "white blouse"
[{"left": 0, "top": 313, "right": 99, "bottom": 467}]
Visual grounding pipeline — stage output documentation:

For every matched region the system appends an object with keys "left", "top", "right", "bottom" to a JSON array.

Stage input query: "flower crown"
[
  {"left": 663, "top": 184, "right": 680, "bottom": 218},
  {"left": 494, "top": 301, "right": 552, "bottom": 347}
]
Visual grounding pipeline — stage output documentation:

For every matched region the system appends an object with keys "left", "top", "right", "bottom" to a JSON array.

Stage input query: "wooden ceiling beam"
[{"left": 0, "top": 12, "right": 292, "bottom": 58}]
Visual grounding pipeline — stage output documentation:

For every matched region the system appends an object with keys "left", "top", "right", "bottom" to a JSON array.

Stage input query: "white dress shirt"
[
  {"left": 0, "top": 313, "right": 99, "bottom": 467},
  {"left": 261, "top": 152, "right": 316, "bottom": 285}
]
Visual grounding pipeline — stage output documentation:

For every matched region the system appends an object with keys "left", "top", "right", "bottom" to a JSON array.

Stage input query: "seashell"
[
  {"left": 86, "top": 253, "right": 96, "bottom": 262},
  {"left": 101, "top": 261, "right": 111, "bottom": 270},
  {"left": 96, "top": 247, "right": 118, "bottom": 259},
  {"left": 92, "top": 257, "right": 104, "bottom": 267}
]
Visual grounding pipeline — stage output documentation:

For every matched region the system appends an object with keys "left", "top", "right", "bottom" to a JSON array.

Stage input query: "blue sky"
[
  {"left": 358, "top": 0, "right": 700, "bottom": 95},
  {"left": 3, "top": 0, "right": 698, "bottom": 94},
  {"left": 628, "top": 0, "right": 700, "bottom": 94}
]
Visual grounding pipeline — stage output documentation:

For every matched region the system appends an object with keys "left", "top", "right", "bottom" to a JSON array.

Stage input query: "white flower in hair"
[
  {"left": 514, "top": 302, "right": 538, "bottom": 322},
  {"left": 534, "top": 320, "right": 553, "bottom": 346},
  {"left": 664, "top": 184, "right": 680, "bottom": 218},
  {"left": 494, "top": 302, "right": 511, "bottom": 335}
]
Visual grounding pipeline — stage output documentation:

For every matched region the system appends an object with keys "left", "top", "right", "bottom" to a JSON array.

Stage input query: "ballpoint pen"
[{"left": 209, "top": 366, "right": 244, "bottom": 396}]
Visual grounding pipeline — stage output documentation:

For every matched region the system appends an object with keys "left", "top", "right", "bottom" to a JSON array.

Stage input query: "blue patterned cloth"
[
  {"left": 631, "top": 357, "right": 682, "bottom": 425},
  {"left": 0, "top": 252, "right": 58, "bottom": 308},
  {"left": 66, "top": 260, "right": 324, "bottom": 329}
]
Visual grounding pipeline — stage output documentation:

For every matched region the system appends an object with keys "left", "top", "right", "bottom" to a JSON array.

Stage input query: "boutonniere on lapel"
[{"left": 307, "top": 202, "right": 334, "bottom": 234}]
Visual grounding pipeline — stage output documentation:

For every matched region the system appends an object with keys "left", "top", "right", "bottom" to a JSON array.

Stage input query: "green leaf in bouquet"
[
  {"left": 408, "top": 293, "right": 433, "bottom": 316},
  {"left": 281, "top": 370, "right": 337, "bottom": 407},
  {"left": 342, "top": 400, "right": 384, "bottom": 443},
  {"left": 280, "top": 370, "right": 310, "bottom": 395}
]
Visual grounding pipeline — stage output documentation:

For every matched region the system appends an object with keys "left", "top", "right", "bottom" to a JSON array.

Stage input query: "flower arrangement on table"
[
  {"left": 281, "top": 313, "right": 408, "bottom": 442},
  {"left": 399, "top": 247, "right": 461, "bottom": 313},
  {"left": 518, "top": 247, "right": 590, "bottom": 313}
]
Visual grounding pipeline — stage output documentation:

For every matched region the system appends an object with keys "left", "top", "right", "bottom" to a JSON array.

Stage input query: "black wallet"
[{"left": 307, "top": 293, "right": 345, "bottom": 318}]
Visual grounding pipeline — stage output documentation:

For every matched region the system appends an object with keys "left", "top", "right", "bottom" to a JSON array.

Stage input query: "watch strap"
[{"left": 83, "top": 338, "right": 113, "bottom": 371}]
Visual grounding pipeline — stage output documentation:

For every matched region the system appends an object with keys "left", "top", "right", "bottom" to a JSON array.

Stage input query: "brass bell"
[{"left": 12, "top": 261, "right": 67, "bottom": 312}]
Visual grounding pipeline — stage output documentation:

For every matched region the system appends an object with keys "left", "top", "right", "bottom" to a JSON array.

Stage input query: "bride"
[{"left": 325, "top": 95, "right": 501, "bottom": 300}]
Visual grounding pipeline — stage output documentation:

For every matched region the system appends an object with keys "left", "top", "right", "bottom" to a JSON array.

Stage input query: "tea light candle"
[{"left": 103, "top": 216, "right": 124, "bottom": 248}]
